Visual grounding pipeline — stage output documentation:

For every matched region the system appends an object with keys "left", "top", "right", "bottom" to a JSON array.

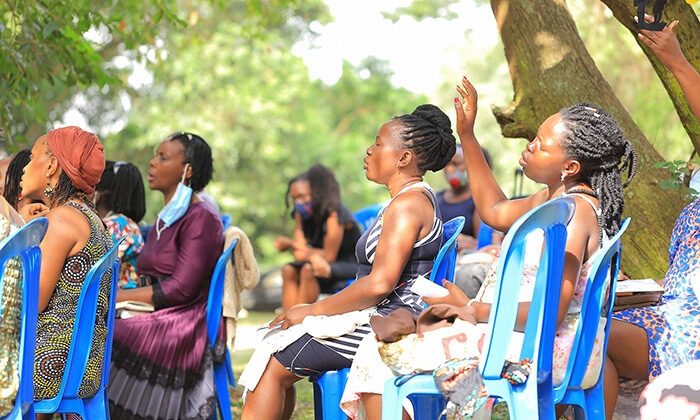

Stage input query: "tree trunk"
[
  {"left": 489, "top": 0, "right": 688, "bottom": 279},
  {"left": 601, "top": 0, "right": 700, "bottom": 152}
]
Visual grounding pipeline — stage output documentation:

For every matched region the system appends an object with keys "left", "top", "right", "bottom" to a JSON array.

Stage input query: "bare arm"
[
  {"left": 319, "top": 211, "right": 343, "bottom": 263},
  {"left": 453, "top": 76, "right": 549, "bottom": 232},
  {"left": 639, "top": 20, "right": 700, "bottom": 122},
  {"left": 274, "top": 190, "right": 434, "bottom": 328}
]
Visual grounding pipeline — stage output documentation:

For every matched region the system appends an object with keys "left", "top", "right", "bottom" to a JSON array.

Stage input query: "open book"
[
  {"left": 613, "top": 278, "right": 664, "bottom": 311},
  {"left": 115, "top": 301, "right": 155, "bottom": 319}
]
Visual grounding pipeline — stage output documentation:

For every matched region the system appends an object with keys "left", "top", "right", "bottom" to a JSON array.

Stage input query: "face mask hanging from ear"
[{"left": 156, "top": 163, "right": 193, "bottom": 240}]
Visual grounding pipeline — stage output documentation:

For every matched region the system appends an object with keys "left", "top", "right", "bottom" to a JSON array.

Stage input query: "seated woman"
[
  {"left": 94, "top": 160, "right": 146, "bottom": 289},
  {"left": 239, "top": 104, "right": 457, "bottom": 419},
  {"left": 0, "top": 195, "right": 26, "bottom": 416},
  {"left": 340, "top": 76, "right": 638, "bottom": 419},
  {"left": 18, "top": 127, "right": 112, "bottom": 419},
  {"left": 274, "top": 163, "right": 362, "bottom": 310},
  {"left": 605, "top": 17, "right": 700, "bottom": 420},
  {"left": 107, "top": 132, "right": 224, "bottom": 419}
]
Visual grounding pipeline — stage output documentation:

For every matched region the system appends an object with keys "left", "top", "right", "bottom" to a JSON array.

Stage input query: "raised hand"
[{"left": 453, "top": 76, "right": 478, "bottom": 141}]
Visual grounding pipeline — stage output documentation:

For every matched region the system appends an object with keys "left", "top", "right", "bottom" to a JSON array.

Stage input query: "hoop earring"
[{"left": 44, "top": 177, "right": 54, "bottom": 198}]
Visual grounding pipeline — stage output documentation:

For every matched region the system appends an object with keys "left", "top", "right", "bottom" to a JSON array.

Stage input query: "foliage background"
[{"left": 1, "top": 0, "right": 699, "bottom": 274}]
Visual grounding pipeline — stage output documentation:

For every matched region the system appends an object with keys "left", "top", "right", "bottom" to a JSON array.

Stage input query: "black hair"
[
  {"left": 559, "top": 103, "right": 638, "bottom": 238},
  {"left": 96, "top": 161, "right": 146, "bottom": 223},
  {"left": 163, "top": 132, "right": 213, "bottom": 191},
  {"left": 393, "top": 104, "right": 457, "bottom": 173},
  {"left": 284, "top": 163, "right": 341, "bottom": 227},
  {"left": 52, "top": 172, "right": 92, "bottom": 209},
  {"left": 3, "top": 149, "right": 31, "bottom": 209}
]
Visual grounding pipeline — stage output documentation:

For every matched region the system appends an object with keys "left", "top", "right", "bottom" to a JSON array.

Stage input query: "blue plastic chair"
[
  {"left": 353, "top": 203, "right": 385, "bottom": 232},
  {"left": 311, "top": 216, "right": 465, "bottom": 420},
  {"left": 429, "top": 216, "right": 465, "bottom": 285},
  {"left": 0, "top": 218, "right": 48, "bottom": 420},
  {"left": 34, "top": 238, "right": 122, "bottom": 419},
  {"left": 476, "top": 223, "right": 494, "bottom": 249},
  {"left": 478, "top": 196, "right": 575, "bottom": 419},
  {"left": 554, "top": 218, "right": 630, "bottom": 419},
  {"left": 381, "top": 197, "right": 575, "bottom": 420},
  {"left": 206, "top": 238, "right": 239, "bottom": 420}
]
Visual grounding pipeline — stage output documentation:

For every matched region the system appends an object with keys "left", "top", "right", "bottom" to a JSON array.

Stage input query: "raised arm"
[
  {"left": 639, "top": 20, "right": 700, "bottom": 122},
  {"left": 453, "top": 76, "right": 547, "bottom": 232}
]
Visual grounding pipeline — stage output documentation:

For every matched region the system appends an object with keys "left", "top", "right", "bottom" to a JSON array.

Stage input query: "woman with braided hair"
[
  {"left": 337, "top": 77, "right": 638, "bottom": 419},
  {"left": 239, "top": 104, "right": 456, "bottom": 419}
]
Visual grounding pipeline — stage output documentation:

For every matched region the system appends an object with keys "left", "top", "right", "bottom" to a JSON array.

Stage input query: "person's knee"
[
  {"left": 282, "top": 264, "right": 300, "bottom": 282},
  {"left": 300, "top": 262, "right": 315, "bottom": 279}
]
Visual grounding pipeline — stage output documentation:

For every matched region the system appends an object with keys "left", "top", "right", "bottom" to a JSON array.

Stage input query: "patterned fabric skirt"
[
  {"left": 612, "top": 294, "right": 700, "bottom": 380},
  {"left": 108, "top": 300, "right": 224, "bottom": 420}
]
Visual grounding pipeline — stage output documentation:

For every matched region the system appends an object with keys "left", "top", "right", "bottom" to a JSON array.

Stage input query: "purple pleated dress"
[{"left": 108, "top": 202, "right": 224, "bottom": 420}]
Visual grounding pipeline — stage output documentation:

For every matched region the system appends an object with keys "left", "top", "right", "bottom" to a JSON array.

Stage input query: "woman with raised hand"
[
  {"left": 339, "top": 77, "right": 637, "bottom": 419},
  {"left": 107, "top": 132, "right": 224, "bottom": 419},
  {"left": 19, "top": 127, "right": 112, "bottom": 419},
  {"left": 240, "top": 104, "right": 456, "bottom": 419}
]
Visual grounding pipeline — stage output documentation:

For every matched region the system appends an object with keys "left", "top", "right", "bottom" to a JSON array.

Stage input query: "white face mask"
[{"left": 156, "top": 164, "right": 193, "bottom": 240}]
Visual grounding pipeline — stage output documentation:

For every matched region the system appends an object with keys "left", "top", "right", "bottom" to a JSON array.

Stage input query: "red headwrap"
[{"left": 45, "top": 126, "right": 105, "bottom": 195}]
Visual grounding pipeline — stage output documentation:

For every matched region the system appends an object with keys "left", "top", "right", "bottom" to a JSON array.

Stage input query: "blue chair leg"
[
  {"left": 311, "top": 368, "right": 349, "bottom": 420},
  {"left": 382, "top": 374, "right": 446, "bottom": 420},
  {"left": 214, "top": 362, "right": 233, "bottom": 420}
]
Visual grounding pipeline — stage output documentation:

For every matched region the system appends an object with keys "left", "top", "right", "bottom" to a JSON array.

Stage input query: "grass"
[{"left": 230, "top": 311, "right": 315, "bottom": 419}]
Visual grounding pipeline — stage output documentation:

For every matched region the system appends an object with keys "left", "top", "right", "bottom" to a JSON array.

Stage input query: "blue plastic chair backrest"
[
  {"left": 477, "top": 223, "right": 494, "bottom": 249},
  {"left": 353, "top": 203, "right": 385, "bottom": 232},
  {"left": 429, "top": 216, "right": 465, "bottom": 284},
  {"left": 206, "top": 238, "right": 239, "bottom": 345},
  {"left": 553, "top": 217, "right": 630, "bottom": 401},
  {"left": 58, "top": 238, "right": 122, "bottom": 402},
  {"left": 0, "top": 217, "right": 48, "bottom": 417},
  {"left": 478, "top": 196, "right": 575, "bottom": 410}
]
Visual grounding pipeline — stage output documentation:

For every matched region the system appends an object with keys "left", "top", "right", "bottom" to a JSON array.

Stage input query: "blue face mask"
[
  {"left": 294, "top": 201, "right": 313, "bottom": 220},
  {"left": 445, "top": 169, "right": 469, "bottom": 189},
  {"left": 156, "top": 164, "right": 193, "bottom": 240}
]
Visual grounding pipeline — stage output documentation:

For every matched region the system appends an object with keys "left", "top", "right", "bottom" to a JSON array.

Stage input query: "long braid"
[
  {"left": 559, "top": 103, "right": 638, "bottom": 238},
  {"left": 394, "top": 104, "right": 456, "bottom": 172}
]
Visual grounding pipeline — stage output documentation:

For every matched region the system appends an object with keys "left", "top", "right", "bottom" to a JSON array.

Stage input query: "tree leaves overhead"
[{"left": 0, "top": 0, "right": 186, "bottom": 145}]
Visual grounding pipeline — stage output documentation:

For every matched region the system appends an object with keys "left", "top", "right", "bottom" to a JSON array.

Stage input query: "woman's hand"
[
  {"left": 273, "top": 236, "right": 293, "bottom": 252},
  {"left": 270, "top": 303, "right": 313, "bottom": 330},
  {"left": 638, "top": 20, "right": 685, "bottom": 71},
  {"left": 453, "top": 76, "right": 479, "bottom": 140},
  {"left": 18, "top": 202, "right": 49, "bottom": 221},
  {"left": 422, "top": 280, "right": 470, "bottom": 308}
]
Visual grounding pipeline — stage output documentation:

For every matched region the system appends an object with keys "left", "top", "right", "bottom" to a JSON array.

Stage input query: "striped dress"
[{"left": 315, "top": 182, "right": 444, "bottom": 360}]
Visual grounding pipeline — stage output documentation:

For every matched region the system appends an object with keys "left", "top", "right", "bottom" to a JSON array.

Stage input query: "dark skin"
[
  {"left": 604, "top": 16, "right": 700, "bottom": 420},
  {"left": 426, "top": 77, "right": 601, "bottom": 331},
  {"left": 241, "top": 118, "right": 438, "bottom": 420}
]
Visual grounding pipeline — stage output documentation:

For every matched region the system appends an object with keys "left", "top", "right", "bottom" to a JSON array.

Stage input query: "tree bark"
[
  {"left": 600, "top": 0, "right": 700, "bottom": 152},
  {"left": 489, "top": 0, "right": 689, "bottom": 279}
]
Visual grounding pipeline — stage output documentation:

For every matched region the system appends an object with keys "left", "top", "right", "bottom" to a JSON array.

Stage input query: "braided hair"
[
  {"left": 394, "top": 104, "right": 457, "bottom": 173},
  {"left": 559, "top": 103, "right": 638, "bottom": 238}
]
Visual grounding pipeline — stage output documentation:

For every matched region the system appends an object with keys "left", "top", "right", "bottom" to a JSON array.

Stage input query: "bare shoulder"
[{"left": 46, "top": 204, "right": 90, "bottom": 237}]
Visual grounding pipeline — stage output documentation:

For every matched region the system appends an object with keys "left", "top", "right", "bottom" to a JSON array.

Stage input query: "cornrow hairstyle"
[
  {"left": 3, "top": 149, "right": 31, "bottom": 209},
  {"left": 559, "top": 103, "right": 638, "bottom": 239},
  {"left": 394, "top": 104, "right": 457, "bottom": 173},
  {"left": 163, "top": 132, "right": 213, "bottom": 191}
]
